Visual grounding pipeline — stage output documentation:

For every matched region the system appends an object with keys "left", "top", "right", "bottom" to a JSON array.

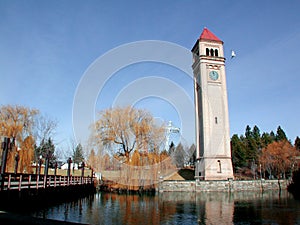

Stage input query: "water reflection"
[{"left": 32, "top": 190, "right": 300, "bottom": 225}]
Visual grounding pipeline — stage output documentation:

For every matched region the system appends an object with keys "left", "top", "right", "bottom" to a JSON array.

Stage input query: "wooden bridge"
[
  {"left": 0, "top": 172, "right": 94, "bottom": 191},
  {"left": 0, "top": 172, "right": 96, "bottom": 211},
  {"left": 0, "top": 137, "right": 97, "bottom": 211}
]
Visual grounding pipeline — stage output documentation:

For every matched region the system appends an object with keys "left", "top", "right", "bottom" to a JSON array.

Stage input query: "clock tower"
[{"left": 192, "top": 28, "right": 234, "bottom": 180}]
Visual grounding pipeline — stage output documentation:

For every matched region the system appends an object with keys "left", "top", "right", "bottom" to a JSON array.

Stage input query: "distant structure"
[
  {"left": 165, "top": 121, "right": 180, "bottom": 150},
  {"left": 191, "top": 28, "right": 234, "bottom": 180}
]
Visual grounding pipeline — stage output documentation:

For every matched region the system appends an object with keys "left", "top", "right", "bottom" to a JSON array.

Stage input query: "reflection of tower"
[
  {"left": 191, "top": 28, "right": 234, "bottom": 180},
  {"left": 196, "top": 192, "right": 234, "bottom": 224},
  {"left": 165, "top": 121, "right": 180, "bottom": 150}
]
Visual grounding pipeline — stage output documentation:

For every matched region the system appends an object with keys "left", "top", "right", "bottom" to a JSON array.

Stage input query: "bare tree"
[
  {"left": 91, "top": 106, "right": 165, "bottom": 161},
  {"left": 34, "top": 114, "right": 57, "bottom": 146}
]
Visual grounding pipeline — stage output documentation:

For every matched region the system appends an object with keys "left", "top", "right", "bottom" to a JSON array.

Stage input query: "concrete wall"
[{"left": 159, "top": 179, "right": 289, "bottom": 192}]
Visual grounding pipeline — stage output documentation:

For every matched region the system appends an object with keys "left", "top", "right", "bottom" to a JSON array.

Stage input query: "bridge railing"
[{"left": 0, "top": 173, "right": 94, "bottom": 191}]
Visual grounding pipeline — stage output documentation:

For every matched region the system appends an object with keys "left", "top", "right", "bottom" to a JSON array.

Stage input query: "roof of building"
[{"left": 199, "top": 27, "right": 222, "bottom": 43}]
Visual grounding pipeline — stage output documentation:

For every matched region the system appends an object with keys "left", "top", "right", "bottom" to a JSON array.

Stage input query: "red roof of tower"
[{"left": 199, "top": 28, "right": 222, "bottom": 43}]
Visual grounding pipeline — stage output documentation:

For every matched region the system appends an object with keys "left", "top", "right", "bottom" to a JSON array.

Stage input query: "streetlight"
[
  {"left": 44, "top": 149, "right": 51, "bottom": 177},
  {"left": 54, "top": 162, "right": 58, "bottom": 176},
  {"left": 81, "top": 161, "right": 85, "bottom": 184},
  {"left": 1, "top": 137, "right": 14, "bottom": 190},
  {"left": 260, "top": 164, "right": 262, "bottom": 180},
  {"left": 67, "top": 157, "right": 72, "bottom": 178},
  {"left": 67, "top": 157, "right": 72, "bottom": 185},
  {"left": 1, "top": 137, "right": 15, "bottom": 174},
  {"left": 81, "top": 161, "right": 85, "bottom": 177},
  {"left": 14, "top": 144, "right": 21, "bottom": 174},
  {"left": 38, "top": 155, "right": 43, "bottom": 177}
]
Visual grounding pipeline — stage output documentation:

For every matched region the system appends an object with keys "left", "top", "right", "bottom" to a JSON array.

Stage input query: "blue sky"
[{"left": 1, "top": 1, "right": 300, "bottom": 152}]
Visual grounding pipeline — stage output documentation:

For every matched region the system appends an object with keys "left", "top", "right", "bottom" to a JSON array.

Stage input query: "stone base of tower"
[{"left": 195, "top": 157, "right": 234, "bottom": 181}]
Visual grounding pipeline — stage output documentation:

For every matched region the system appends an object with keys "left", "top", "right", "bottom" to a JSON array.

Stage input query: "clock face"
[{"left": 209, "top": 70, "right": 219, "bottom": 81}]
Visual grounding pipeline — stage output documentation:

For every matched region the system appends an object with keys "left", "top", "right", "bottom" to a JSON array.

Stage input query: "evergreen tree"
[
  {"left": 35, "top": 138, "right": 56, "bottom": 167},
  {"left": 172, "top": 143, "right": 186, "bottom": 168},
  {"left": 270, "top": 131, "right": 276, "bottom": 140},
  {"left": 73, "top": 143, "right": 85, "bottom": 165},
  {"left": 231, "top": 125, "right": 294, "bottom": 177},
  {"left": 276, "top": 126, "right": 287, "bottom": 141},
  {"left": 252, "top": 125, "right": 262, "bottom": 149},
  {"left": 231, "top": 134, "right": 247, "bottom": 171},
  {"left": 245, "top": 125, "right": 252, "bottom": 139},
  {"left": 261, "top": 132, "right": 274, "bottom": 148},
  {"left": 168, "top": 141, "right": 175, "bottom": 155},
  {"left": 294, "top": 136, "right": 300, "bottom": 150},
  {"left": 244, "top": 126, "right": 258, "bottom": 162},
  {"left": 187, "top": 144, "right": 196, "bottom": 166}
]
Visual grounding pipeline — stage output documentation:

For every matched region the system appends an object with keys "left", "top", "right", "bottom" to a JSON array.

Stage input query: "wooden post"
[
  {"left": 36, "top": 174, "right": 39, "bottom": 189},
  {"left": 67, "top": 157, "right": 72, "bottom": 185},
  {"left": 43, "top": 175, "right": 47, "bottom": 188},
  {"left": 14, "top": 153, "right": 20, "bottom": 174},
  {"left": 7, "top": 174, "right": 11, "bottom": 190},
  {"left": 28, "top": 175, "right": 31, "bottom": 189},
  {"left": 1, "top": 138, "right": 10, "bottom": 190},
  {"left": 18, "top": 175, "right": 22, "bottom": 191},
  {"left": 81, "top": 161, "right": 85, "bottom": 184}
]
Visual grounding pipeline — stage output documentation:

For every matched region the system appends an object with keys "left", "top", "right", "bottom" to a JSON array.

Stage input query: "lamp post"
[
  {"left": 14, "top": 152, "right": 20, "bottom": 174},
  {"left": 14, "top": 144, "right": 21, "bottom": 174},
  {"left": 44, "top": 150, "right": 50, "bottom": 177},
  {"left": 1, "top": 137, "right": 14, "bottom": 190},
  {"left": 38, "top": 155, "right": 43, "bottom": 177},
  {"left": 81, "top": 161, "right": 85, "bottom": 177},
  {"left": 260, "top": 164, "right": 262, "bottom": 180},
  {"left": 67, "top": 157, "right": 72, "bottom": 185},
  {"left": 54, "top": 162, "right": 58, "bottom": 176},
  {"left": 81, "top": 161, "right": 85, "bottom": 184},
  {"left": 1, "top": 137, "right": 14, "bottom": 174}
]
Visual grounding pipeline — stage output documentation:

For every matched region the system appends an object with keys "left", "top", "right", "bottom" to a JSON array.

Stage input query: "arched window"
[
  {"left": 215, "top": 49, "right": 219, "bottom": 57},
  {"left": 206, "top": 48, "right": 209, "bottom": 56},
  {"left": 210, "top": 49, "right": 214, "bottom": 56}
]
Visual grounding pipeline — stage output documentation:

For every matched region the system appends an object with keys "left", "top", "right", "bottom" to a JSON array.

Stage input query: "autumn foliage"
[
  {"left": 231, "top": 125, "right": 300, "bottom": 179},
  {"left": 0, "top": 105, "right": 38, "bottom": 173},
  {"left": 260, "top": 140, "right": 297, "bottom": 179},
  {"left": 88, "top": 106, "right": 178, "bottom": 190},
  {"left": 91, "top": 106, "right": 165, "bottom": 159},
  {"left": 87, "top": 149, "right": 176, "bottom": 191}
]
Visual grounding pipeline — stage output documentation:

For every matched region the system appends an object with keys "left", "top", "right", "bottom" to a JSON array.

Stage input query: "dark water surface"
[{"left": 31, "top": 190, "right": 300, "bottom": 225}]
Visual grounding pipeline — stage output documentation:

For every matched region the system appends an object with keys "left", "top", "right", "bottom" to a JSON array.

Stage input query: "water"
[{"left": 31, "top": 190, "right": 300, "bottom": 225}]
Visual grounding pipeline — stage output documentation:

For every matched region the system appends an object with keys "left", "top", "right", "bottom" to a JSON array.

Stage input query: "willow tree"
[
  {"left": 92, "top": 106, "right": 165, "bottom": 161},
  {"left": 0, "top": 104, "right": 38, "bottom": 172}
]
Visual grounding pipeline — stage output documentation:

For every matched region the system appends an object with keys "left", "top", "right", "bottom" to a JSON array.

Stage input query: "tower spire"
[{"left": 199, "top": 27, "right": 223, "bottom": 43}]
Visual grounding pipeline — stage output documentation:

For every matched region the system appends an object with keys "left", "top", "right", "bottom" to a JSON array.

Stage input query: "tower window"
[
  {"left": 215, "top": 117, "right": 218, "bottom": 124},
  {"left": 215, "top": 49, "right": 218, "bottom": 57},
  {"left": 210, "top": 49, "right": 214, "bottom": 56},
  {"left": 217, "top": 160, "right": 222, "bottom": 173},
  {"left": 206, "top": 48, "right": 209, "bottom": 56}
]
